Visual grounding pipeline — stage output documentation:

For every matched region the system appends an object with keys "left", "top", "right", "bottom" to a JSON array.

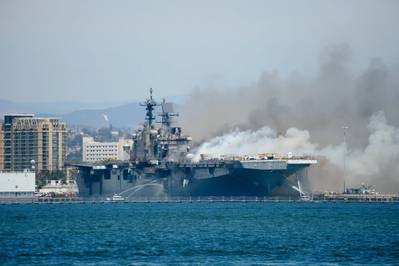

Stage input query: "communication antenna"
[{"left": 342, "top": 125, "right": 349, "bottom": 193}]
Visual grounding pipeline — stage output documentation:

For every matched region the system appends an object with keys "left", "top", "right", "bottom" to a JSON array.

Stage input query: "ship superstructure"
[
  {"left": 131, "top": 88, "right": 191, "bottom": 164},
  {"left": 74, "top": 90, "right": 316, "bottom": 198}
]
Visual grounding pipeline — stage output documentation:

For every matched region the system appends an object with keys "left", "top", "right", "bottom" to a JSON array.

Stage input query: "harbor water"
[{"left": 1, "top": 202, "right": 398, "bottom": 265}]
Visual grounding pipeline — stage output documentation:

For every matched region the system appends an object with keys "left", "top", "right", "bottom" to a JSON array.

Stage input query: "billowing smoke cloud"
[
  {"left": 344, "top": 112, "right": 399, "bottom": 188},
  {"left": 193, "top": 127, "right": 316, "bottom": 160},
  {"left": 192, "top": 111, "right": 399, "bottom": 193},
  {"left": 181, "top": 44, "right": 399, "bottom": 192}
]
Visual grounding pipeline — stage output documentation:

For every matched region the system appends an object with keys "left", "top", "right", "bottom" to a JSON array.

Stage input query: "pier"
[{"left": 1, "top": 194, "right": 399, "bottom": 205}]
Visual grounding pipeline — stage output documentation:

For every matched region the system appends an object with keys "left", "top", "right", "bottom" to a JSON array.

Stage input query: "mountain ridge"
[{"left": 0, "top": 98, "right": 179, "bottom": 129}]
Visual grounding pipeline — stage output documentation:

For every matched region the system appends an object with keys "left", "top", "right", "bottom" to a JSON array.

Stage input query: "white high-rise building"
[{"left": 82, "top": 136, "right": 132, "bottom": 162}]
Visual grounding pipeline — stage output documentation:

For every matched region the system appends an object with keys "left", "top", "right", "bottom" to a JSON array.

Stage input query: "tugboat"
[{"left": 291, "top": 180, "right": 312, "bottom": 201}]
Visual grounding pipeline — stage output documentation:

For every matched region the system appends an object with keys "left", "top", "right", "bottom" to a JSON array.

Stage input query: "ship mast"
[
  {"left": 159, "top": 98, "right": 179, "bottom": 132},
  {"left": 140, "top": 88, "right": 160, "bottom": 127}
]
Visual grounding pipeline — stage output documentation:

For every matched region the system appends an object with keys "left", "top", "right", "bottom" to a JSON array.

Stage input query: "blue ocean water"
[{"left": 0, "top": 202, "right": 398, "bottom": 265}]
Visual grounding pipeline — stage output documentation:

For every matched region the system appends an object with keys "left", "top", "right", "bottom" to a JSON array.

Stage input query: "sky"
[{"left": 0, "top": 0, "right": 398, "bottom": 102}]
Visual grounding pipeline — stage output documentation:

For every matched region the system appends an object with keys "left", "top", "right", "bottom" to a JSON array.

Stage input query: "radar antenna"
[{"left": 158, "top": 98, "right": 179, "bottom": 131}]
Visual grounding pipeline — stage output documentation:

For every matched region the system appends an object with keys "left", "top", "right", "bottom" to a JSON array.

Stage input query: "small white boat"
[
  {"left": 106, "top": 194, "right": 125, "bottom": 201},
  {"left": 300, "top": 194, "right": 312, "bottom": 201},
  {"left": 291, "top": 180, "right": 312, "bottom": 201}
]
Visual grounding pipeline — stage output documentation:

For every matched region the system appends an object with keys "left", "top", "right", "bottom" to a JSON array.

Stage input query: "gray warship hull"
[{"left": 74, "top": 159, "right": 316, "bottom": 198}]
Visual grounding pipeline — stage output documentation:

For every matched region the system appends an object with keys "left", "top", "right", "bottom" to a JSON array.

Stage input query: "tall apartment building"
[
  {"left": 82, "top": 136, "right": 132, "bottom": 162},
  {"left": 0, "top": 114, "right": 66, "bottom": 171}
]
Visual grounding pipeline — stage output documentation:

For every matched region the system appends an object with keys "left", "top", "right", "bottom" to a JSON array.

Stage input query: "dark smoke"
[{"left": 180, "top": 44, "right": 399, "bottom": 193}]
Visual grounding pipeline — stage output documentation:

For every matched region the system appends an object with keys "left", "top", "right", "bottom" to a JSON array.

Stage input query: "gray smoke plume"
[{"left": 181, "top": 44, "right": 399, "bottom": 192}]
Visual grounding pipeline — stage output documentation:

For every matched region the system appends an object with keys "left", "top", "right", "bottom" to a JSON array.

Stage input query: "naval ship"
[{"left": 74, "top": 90, "right": 316, "bottom": 198}]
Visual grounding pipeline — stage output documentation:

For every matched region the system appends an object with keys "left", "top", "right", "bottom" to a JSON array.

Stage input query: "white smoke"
[
  {"left": 347, "top": 111, "right": 399, "bottom": 180},
  {"left": 194, "top": 111, "right": 399, "bottom": 192},
  {"left": 194, "top": 127, "right": 317, "bottom": 160}
]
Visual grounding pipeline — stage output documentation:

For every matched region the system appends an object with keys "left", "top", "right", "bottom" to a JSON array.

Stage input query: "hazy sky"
[{"left": 0, "top": 0, "right": 398, "bottom": 102}]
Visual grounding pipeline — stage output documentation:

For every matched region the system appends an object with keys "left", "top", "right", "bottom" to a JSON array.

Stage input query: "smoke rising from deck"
[
  {"left": 181, "top": 44, "right": 399, "bottom": 192},
  {"left": 193, "top": 127, "right": 316, "bottom": 160}
]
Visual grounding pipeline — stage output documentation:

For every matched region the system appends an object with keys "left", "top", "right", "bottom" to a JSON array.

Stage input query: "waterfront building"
[
  {"left": 82, "top": 136, "right": 132, "bottom": 162},
  {"left": 0, "top": 114, "right": 66, "bottom": 171},
  {"left": 0, "top": 171, "right": 35, "bottom": 198},
  {"left": 39, "top": 179, "right": 78, "bottom": 196}
]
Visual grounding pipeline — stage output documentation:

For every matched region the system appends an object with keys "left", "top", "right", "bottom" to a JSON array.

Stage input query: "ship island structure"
[{"left": 74, "top": 90, "right": 317, "bottom": 199}]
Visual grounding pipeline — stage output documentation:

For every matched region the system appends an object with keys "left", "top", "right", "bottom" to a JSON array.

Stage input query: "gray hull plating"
[{"left": 75, "top": 160, "right": 314, "bottom": 198}]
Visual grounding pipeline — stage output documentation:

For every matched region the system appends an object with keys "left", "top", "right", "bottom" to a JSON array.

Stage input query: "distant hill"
[
  {"left": 62, "top": 102, "right": 143, "bottom": 128},
  {"left": 0, "top": 99, "right": 180, "bottom": 129},
  {"left": 0, "top": 99, "right": 123, "bottom": 116}
]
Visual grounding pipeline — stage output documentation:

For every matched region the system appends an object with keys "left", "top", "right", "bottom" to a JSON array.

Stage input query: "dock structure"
[
  {"left": 1, "top": 194, "right": 399, "bottom": 205},
  {"left": 315, "top": 193, "right": 399, "bottom": 202}
]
